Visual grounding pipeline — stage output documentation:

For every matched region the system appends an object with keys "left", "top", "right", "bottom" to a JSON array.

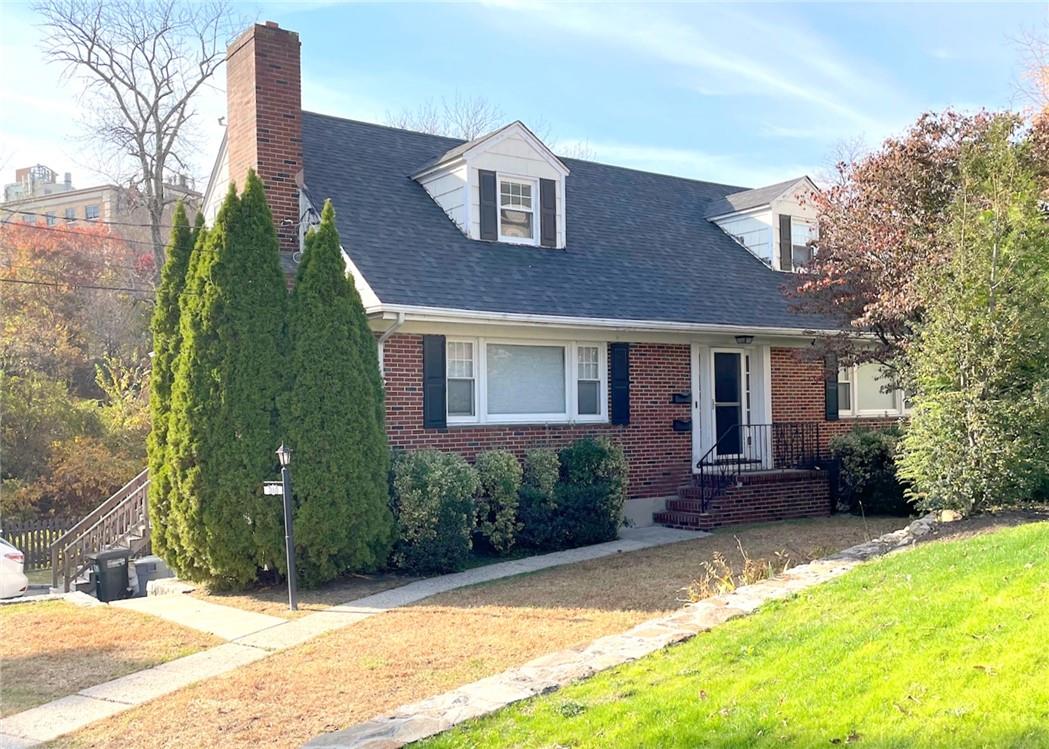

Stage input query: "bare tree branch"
[{"left": 35, "top": 0, "right": 241, "bottom": 271}]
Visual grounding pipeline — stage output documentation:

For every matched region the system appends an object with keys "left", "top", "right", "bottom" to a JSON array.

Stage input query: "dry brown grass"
[
  {"left": 0, "top": 601, "right": 218, "bottom": 717},
  {"left": 46, "top": 516, "right": 902, "bottom": 749},
  {"left": 191, "top": 572, "right": 411, "bottom": 619}
]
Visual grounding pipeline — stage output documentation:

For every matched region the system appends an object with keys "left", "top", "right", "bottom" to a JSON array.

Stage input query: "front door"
[{"left": 712, "top": 350, "right": 744, "bottom": 457}]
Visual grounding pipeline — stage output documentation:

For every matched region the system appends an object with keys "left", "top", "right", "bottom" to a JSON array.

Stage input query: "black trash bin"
[{"left": 88, "top": 548, "right": 131, "bottom": 602}]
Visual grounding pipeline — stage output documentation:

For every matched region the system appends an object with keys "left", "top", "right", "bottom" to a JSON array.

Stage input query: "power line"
[
  {"left": 0, "top": 276, "right": 155, "bottom": 295},
  {"left": 1, "top": 207, "right": 180, "bottom": 232},
  {"left": 0, "top": 221, "right": 163, "bottom": 251}
]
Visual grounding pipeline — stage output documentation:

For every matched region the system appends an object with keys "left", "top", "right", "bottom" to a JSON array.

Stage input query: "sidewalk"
[{"left": 0, "top": 526, "right": 701, "bottom": 748}]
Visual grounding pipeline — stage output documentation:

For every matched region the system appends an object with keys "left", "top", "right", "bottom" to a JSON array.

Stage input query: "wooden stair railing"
[{"left": 49, "top": 468, "right": 150, "bottom": 592}]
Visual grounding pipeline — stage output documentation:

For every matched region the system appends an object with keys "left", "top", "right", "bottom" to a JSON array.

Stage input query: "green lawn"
[{"left": 420, "top": 522, "right": 1049, "bottom": 749}]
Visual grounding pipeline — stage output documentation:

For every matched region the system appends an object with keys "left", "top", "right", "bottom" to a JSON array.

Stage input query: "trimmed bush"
[
  {"left": 391, "top": 450, "right": 479, "bottom": 574},
  {"left": 146, "top": 203, "right": 198, "bottom": 561},
  {"left": 829, "top": 427, "right": 912, "bottom": 516},
  {"left": 555, "top": 437, "right": 627, "bottom": 547},
  {"left": 165, "top": 172, "right": 287, "bottom": 587},
  {"left": 517, "top": 449, "right": 561, "bottom": 549},
  {"left": 473, "top": 450, "right": 522, "bottom": 554},
  {"left": 282, "top": 200, "right": 393, "bottom": 586}
]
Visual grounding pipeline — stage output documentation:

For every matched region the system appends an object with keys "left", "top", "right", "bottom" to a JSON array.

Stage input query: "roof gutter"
[
  {"left": 367, "top": 303, "right": 845, "bottom": 338},
  {"left": 376, "top": 311, "right": 407, "bottom": 376}
]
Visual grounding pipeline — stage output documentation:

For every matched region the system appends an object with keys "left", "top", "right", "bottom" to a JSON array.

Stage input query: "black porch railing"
[{"left": 694, "top": 422, "right": 823, "bottom": 512}]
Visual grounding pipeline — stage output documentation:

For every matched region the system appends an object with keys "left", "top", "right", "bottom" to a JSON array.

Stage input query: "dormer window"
[
  {"left": 499, "top": 177, "right": 536, "bottom": 243},
  {"left": 791, "top": 218, "right": 818, "bottom": 269}
]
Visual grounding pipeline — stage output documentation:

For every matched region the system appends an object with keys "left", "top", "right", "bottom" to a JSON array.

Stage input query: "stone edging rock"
[{"left": 304, "top": 514, "right": 944, "bottom": 749}]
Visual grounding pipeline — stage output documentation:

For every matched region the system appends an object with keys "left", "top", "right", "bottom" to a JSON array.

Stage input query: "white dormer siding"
[
  {"left": 414, "top": 121, "right": 570, "bottom": 249},
  {"left": 418, "top": 164, "right": 469, "bottom": 233},
  {"left": 714, "top": 209, "right": 775, "bottom": 266}
]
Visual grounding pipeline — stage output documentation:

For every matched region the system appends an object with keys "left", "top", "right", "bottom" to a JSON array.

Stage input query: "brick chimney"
[{"left": 225, "top": 21, "right": 302, "bottom": 254}]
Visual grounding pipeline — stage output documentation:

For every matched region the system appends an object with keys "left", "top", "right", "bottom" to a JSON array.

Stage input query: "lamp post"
[{"left": 275, "top": 443, "right": 298, "bottom": 611}]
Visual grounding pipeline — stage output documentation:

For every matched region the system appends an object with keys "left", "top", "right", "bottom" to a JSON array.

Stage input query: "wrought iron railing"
[{"left": 695, "top": 423, "right": 822, "bottom": 512}]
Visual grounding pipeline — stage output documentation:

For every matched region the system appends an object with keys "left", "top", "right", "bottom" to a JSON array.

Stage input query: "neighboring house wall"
[
  {"left": 382, "top": 333, "right": 692, "bottom": 501},
  {"left": 769, "top": 347, "right": 901, "bottom": 450}
]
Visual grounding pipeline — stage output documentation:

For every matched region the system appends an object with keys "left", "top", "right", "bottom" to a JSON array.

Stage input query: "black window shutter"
[
  {"left": 422, "top": 335, "right": 447, "bottom": 429},
  {"left": 610, "top": 342, "right": 630, "bottom": 425},
  {"left": 778, "top": 214, "right": 793, "bottom": 272},
  {"left": 824, "top": 352, "right": 839, "bottom": 422},
  {"left": 539, "top": 178, "right": 556, "bottom": 247},
  {"left": 479, "top": 170, "right": 497, "bottom": 241}
]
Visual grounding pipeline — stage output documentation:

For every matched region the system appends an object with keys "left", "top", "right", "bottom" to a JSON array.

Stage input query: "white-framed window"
[
  {"left": 446, "top": 341, "right": 476, "bottom": 421},
  {"left": 498, "top": 177, "right": 536, "bottom": 244},
  {"left": 45, "top": 212, "right": 56, "bottom": 226},
  {"left": 84, "top": 204, "right": 100, "bottom": 220},
  {"left": 838, "top": 362, "right": 906, "bottom": 418},
  {"left": 790, "top": 218, "right": 818, "bottom": 270},
  {"left": 63, "top": 208, "right": 76, "bottom": 222},
  {"left": 446, "top": 338, "right": 607, "bottom": 424}
]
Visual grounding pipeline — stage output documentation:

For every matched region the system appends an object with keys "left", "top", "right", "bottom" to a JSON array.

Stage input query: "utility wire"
[
  {"left": 0, "top": 276, "right": 155, "bottom": 295},
  {"left": 1, "top": 207, "right": 180, "bottom": 232},
  {"left": 0, "top": 221, "right": 163, "bottom": 251}
]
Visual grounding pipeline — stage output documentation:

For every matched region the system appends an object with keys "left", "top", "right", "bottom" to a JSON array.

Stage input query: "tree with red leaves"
[{"left": 790, "top": 110, "right": 1001, "bottom": 370}]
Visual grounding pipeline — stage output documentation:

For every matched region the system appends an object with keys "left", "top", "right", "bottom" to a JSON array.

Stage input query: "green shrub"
[
  {"left": 829, "top": 427, "right": 912, "bottom": 516},
  {"left": 391, "top": 450, "right": 479, "bottom": 574},
  {"left": 517, "top": 449, "right": 561, "bottom": 549},
  {"left": 518, "top": 438, "right": 627, "bottom": 550},
  {"left": 473, "top": 450, "right": 522, "bottom": 554}
]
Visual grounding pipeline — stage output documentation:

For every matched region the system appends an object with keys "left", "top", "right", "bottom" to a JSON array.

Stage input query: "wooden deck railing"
[{"left": 49, "top": 468, "right": 150, "bottom": 592}]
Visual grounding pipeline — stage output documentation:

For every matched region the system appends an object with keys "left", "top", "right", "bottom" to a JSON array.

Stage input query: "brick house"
[{"left": 203, "top": 22, "right": 906, "bottom": 529}]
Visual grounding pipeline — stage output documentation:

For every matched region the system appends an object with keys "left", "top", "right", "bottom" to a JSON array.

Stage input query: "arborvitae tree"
[
  {"left": 165, "top": 171, "right": 288, "bottom": 587},
  {"left": 281, "top": 200, "right": 393, "bottom": 586},
  {"left": 146, "top": 202, "right": 197, "bottom": 559}
]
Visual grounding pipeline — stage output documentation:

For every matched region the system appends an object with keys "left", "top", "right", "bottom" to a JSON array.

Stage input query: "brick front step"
[
  {"left": 652, "top": 510, "right": 714, "bottom": 530},
  {"left": 657, "top": 469, "right": 832, "bottom": 531},
  {"left": 666, "top": 498, "right": 707, "bottom": 513}
]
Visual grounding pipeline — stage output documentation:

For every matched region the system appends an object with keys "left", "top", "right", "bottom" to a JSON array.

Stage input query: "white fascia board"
[
  {"left": 365, "top": 303, "right": 843, "bottom": 338},
  {"left": 707, "top": 204, "right": 771, "bottom": 224},
  {"left": 414, "top": 156, "right": 467, "bottom": 183},
  {"left": 341, "top": 248, "right": 381, "bottom": 309},
  {"left": 201, "top": 130, "right": 228, "bottom": 211}
]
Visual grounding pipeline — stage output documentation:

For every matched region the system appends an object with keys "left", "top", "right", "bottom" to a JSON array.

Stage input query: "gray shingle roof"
[
  {"left": 301, "top": 113, "right": 833, "bottom": 331},
  {"left": 703, "top": 177, "right": 808, "bottom": 218}
]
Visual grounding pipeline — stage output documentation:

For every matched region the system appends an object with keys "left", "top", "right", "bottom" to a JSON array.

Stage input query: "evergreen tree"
[
  {"left": 166, "top": 171, "right": 288, "bottom": 586},
  {"left": 281, "top": 200, "right": 392, "bottom": 586},
  {"left": 146, "top": 202, "right": 197, "bottom": 559}
]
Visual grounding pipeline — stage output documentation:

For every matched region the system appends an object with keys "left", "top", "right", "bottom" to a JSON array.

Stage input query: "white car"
[{"left": 0, "top": 538, "right": 29, "bottom": 599}]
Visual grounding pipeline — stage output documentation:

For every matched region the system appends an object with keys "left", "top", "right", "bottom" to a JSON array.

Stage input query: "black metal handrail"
[{"left": 695, "top": 422, "right": 822, "bottom": 512}]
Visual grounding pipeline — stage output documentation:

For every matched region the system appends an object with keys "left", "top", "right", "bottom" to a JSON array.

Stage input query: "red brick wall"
[
  {"left": 226, "top": 22, "right": 302, "bottom": 255},
  {"left": 698, "top": 471, "right": 830, "bottom": 530},
  {"left": 770, "top": 347, "right": 899, "bottom": 450},
  {"left": 382, "top": 334, "right": 692, "bottom": 499}
]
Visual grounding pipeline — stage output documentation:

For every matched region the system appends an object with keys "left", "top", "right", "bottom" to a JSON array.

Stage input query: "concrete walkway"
[
  {"left": 111, "top": 594, "right": 287, "bottom": 640},
  {"left": 0, "top": 526, "right": 701, "bottom": 747}
]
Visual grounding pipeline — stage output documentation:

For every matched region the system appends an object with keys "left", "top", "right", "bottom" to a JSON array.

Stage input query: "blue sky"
[{"left": 0, "top": 1, "right": 1044, "bottom": 190}]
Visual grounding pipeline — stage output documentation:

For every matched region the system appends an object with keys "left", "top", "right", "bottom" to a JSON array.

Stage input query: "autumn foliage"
[{"left": 0, "top": 221, "right": 154, "bottom": 519}]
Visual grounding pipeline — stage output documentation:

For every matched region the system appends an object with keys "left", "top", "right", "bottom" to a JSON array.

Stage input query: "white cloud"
[
  {"left": 557, "top": 138, "right": 817, "bottom": 188},
  {"left": 482, "top": 2, "right": 908, "bottom": 139}
]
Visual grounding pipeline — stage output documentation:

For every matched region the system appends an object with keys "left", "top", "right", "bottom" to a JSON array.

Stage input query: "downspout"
[{"left": 377, "top": 312, "right": 407, "bottom": 378}]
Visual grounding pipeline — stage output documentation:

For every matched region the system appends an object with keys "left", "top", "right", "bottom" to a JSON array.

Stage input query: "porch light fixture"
[{"left": 734, "top": 335, "right": 754, "bottom": 345}]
